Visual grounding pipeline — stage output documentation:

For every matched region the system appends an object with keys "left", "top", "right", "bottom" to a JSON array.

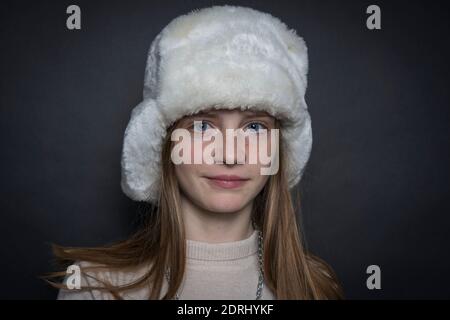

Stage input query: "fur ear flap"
[
  {"left": 121, "top": 99, "right": 165, "bottom": 202},
  {"left": 283, "top": 107, "right": 312, "bottom": 188}
]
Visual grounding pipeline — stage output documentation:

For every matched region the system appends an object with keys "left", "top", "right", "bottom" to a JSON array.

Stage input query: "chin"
[{"left": 201, "top": 194, "right": 249, "bottom": 213}]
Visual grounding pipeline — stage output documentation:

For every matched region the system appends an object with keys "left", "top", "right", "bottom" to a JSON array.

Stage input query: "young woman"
[{"left": 47, "top": 5, "right": 344, "bottom": 300}]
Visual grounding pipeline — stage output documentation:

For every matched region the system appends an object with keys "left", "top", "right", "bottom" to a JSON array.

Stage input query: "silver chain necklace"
[{"left": 164, "top": 226, "right": 265, "bottom": 300}]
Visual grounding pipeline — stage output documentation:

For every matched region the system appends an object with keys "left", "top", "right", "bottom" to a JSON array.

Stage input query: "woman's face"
[{"left": 172, "top": 108, "right": 277, "bottom": 213}]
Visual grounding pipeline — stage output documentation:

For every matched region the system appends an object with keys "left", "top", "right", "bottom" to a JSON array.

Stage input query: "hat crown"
[{"left": 143, "top": 5, "right": 308, "bottom": 103}]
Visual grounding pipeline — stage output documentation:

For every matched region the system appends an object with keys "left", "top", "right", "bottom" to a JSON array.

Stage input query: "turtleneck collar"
[{"left": 186, "top": 229, "right": 259, "bottom": 261}]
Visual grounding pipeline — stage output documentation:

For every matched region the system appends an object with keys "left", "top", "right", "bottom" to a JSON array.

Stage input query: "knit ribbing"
[{"left": 186, "top": 230, "right": 258, "bottom": 261}]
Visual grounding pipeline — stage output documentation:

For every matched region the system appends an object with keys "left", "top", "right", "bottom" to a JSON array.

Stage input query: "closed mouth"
[
  {"left": 205, "top": 175, "right": 250, "bottom": 181},
  {"left": 203, "top": 175, "right": 250, "bottom": 189}
]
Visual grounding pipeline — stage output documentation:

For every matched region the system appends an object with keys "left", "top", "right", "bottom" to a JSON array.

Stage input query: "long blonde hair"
[{"left": 44, "top": 117, "right": 344, "bottom": 299}]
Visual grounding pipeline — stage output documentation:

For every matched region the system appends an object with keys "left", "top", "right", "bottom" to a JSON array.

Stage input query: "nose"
[{"left": 219, "top": 128, "right": 246, "bottom": 165}]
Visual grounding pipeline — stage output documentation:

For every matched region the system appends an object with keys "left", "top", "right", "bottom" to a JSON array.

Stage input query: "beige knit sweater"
[{"left": 57, "top": 229, "right": 276, "bottom": 300}]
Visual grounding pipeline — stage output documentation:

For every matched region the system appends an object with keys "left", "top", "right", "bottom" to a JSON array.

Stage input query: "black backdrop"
[{"left": 1, "top": 0, "right": 449, "bottom": 299}]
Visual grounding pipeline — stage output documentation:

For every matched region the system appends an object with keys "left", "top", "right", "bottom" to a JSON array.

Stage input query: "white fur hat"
[{"left": 121, "top": 5, "right": 312, "bottom": 203}]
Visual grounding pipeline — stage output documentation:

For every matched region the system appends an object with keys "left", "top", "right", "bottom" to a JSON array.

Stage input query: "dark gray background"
[{"left": 1, "top": 0, "right": 449, "bottom": 299}]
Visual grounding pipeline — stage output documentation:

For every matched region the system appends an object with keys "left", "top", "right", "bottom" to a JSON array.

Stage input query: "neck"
[{"left": 180, "top": 194, "right": 255, "bottom": 243}]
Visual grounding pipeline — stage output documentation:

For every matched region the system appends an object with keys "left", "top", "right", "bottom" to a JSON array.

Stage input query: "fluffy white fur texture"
[{"left": 121, "top": 5, "right": 312, "bottom": 203}]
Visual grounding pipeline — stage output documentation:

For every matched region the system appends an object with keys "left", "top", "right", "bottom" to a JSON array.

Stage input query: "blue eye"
[
  {"left": 245, "top": 122, "right": 266, "bottom": 133},
  {"left": 192, "top": 120, "right": 211, "bottom": 132}
]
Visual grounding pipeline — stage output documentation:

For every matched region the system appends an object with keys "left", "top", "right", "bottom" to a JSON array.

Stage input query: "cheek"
[
  {"left": 242, "top": 132, "right": 277, "bottom": 167},
  {"left": 256, "top": 134, "right": 275, "bottom": 161},
  {"left": 174, "top": 163, "right": 209, "bottom": 199},
  {"left": 183, "top": 136, "right": 212, "bottom": 164},
  {"left": 174, "top": 164, "right": 197, "bottom": 190},
  {"left": 250, "top": 168, "right": 270, "bottom": 191}
]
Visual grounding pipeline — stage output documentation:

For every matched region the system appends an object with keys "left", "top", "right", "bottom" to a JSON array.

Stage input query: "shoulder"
[{"left": 57, "top": 260, "right": 151, "bottom": 300}]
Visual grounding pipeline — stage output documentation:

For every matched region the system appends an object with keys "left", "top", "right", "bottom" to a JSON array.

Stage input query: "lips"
[{"left": 205, "top": 175, "right": 250, "bottom": 189}]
